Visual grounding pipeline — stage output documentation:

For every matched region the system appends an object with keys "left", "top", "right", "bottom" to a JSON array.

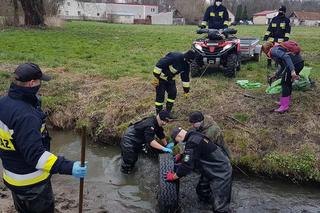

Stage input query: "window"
[
  {"left": 151, "top": 8, "right": 155, "bottom": 12},
  {"left": 58, "top": 10, "right": 61, "bottom": 14},
  {"left": 67, "top": 2, "right": 70, "bottom": 6},
  {"left": 65, "top": 11, "right": 69, "bottom": 16},
  {"left": 78, "top": 11, "right": 81, "bottom": 16},
  {"left": 97, "top": 13, "right": 100, "bottom": 16}
]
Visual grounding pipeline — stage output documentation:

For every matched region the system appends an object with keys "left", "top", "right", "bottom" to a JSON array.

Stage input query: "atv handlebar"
[{"left": 196, "top": 28, "right": 237, "bottom": 35}]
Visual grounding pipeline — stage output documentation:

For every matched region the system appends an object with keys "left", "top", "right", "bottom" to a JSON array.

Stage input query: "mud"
[{"left": 1, "top": 131, "right": 320, "bottom": 213}]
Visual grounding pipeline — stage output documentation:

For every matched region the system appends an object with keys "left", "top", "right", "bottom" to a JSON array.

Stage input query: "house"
[
  {"left": 59, "top": 0, "right": 158, "bottom": 24},
  {"left": 253, "top": 10, "right": 278, "bottom": 25},
  {"left": 290, "top": 11, "right": 320, "bottom": 26},
  {"left": 151, "top": 9, "right": 185, "bottom": 25}
]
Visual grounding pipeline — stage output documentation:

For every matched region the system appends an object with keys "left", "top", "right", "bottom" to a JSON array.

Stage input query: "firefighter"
[
  {"left": 264, "top": 5, "right": 291, "bottom": 68},
  {"left": 152, "top": 50, "right": 196, "bottom": 115},
  {"left": 189, "top": 111, "right": 230, "bottom": 158},
  {"left": 201, "top": 0, "right": 230, "bottom": 30},
  {"left": 262, "top": 42, "right": 304, "bottom": 113},
  {"left": 166, "top": 127, "right": 232, "bottom": 213},
  {"left": 120, "top": 110, "right": 174, "bottom": 174},
  {"left": 0, "top": 63, "right": 87, "bottom": 213}
]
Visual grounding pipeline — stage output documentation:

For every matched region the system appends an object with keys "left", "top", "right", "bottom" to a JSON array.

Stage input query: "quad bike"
[{"left": 191, "top": 28, "right": 241, "bottom": 78}]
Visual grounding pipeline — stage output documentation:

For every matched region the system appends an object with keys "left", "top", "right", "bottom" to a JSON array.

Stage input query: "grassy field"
[{"left": 0, "top": 21, "right": 320, "bottom": 182}]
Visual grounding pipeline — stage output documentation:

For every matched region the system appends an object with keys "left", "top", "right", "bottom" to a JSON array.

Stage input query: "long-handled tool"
[{"left": 79, "top": 126, "right": 86, "bottom": 213}]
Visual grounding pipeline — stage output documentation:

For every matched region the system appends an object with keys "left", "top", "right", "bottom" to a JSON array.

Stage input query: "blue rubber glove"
[
  {"left": 72, "top": 161, "right": 88, "bottom": 178},
  {"left": 166, "top": 142, "right": 174, "bottom": 149},
  {"left": 162, "top": 147, "right": 173, "bottom": 153}
]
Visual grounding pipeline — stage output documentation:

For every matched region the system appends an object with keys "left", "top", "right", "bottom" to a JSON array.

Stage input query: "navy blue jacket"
[
  {"left": 133, "top": 116, "right": 165, "bottom": 145},
  {"left": 270, "top": 46, "right": 303, "bottom": 77},
  {"left": 202, "top": 5, "right": 229, "bottom": 29},
  {"left": 0, "top": 83, "right": 74, "bottom": 192},
  {"left": 154, "top": 52, "right": 190, "bottom": 93},
  {"left": 264, "top": 14, "right": 291, "bottom": 42}
]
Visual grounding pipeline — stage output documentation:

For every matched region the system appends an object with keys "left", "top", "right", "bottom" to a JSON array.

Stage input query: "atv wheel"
[
  {"left": 190, "top": 61, "right": 203, "bottom": 77},
  {"left": 224, "top": 54, "right": 238, "bottom": 78},
  {"left": 253, "top": 53, "right": 260, "bottom": 62},
  {"left": 158, "top": 153, "right": 179, "bottom": 213}
]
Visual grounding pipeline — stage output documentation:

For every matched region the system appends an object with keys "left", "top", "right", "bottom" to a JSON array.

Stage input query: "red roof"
[
  {"left": 253, "top": 10, "right": 276, "bottom": 17},
  {"left": 290, "top": 11, "right": 320, "bottom": 20}
]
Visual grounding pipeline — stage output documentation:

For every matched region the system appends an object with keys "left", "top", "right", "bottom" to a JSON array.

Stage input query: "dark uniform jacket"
[
  {"left": 176, "top": 130, "right": 227, "bottom": 179},
  {"left": 153, "top": 52, "right": 190, "bottom": 93},
  {"left": 264, "top": 14, "right": 291, "bottom": 42},
  {"left": 202, "top": 5, "right": 229, "bottom": 29},
  {"left": 0, "top": 83, "right": 74, "bottom": 193},
  {"left": 132, "top": 116, "right": 165, "bottom": 146}
]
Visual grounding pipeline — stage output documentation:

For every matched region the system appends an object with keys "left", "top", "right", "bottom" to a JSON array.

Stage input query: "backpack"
[{"left": 279, "top": 41, "right": 301, "bottom": 54}]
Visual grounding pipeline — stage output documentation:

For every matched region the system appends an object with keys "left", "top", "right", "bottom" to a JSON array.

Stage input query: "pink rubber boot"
[{"left": 274, "top": 96, "right": 290, "bottom": 113}]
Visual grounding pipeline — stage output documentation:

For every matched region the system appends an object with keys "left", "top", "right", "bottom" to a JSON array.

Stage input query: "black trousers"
[
  {"left": 155, "top": 79, "right": 177, "bottom": 113},
  {"left": 120, "top": 126, "right": 143, "bottom": 172},
  {"left": 11, "top": 181, "right": 54, "bottom": 213},
  {"left": 281, "top": 61, "right": 304, "bottom": 97},
  {"left": 196, "top": 148, "right": 232, "bottom": 213}
]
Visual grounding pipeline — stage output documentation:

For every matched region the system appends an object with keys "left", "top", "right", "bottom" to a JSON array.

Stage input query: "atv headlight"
[
  {"left": 195, "top": 44, "right": 203, "bottom": 51},
  {"left": 222, "top": 44, "right": 232, "bottom": 51}
]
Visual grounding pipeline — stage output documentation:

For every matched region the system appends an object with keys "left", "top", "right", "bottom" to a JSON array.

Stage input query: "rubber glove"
[
  {"left": 72, "top": 161, "right": 88, "bottom": 178},
  {"left": 166, "top": 142, "right": 174, "bottom": 149},
  {"left": 165, "top": 171, "right": 178, "bottom": 182},
  {"left": 162, "top": 147, "right": 173, "bottom": 153},
  {"left": 151, "top": 77, "right": 159, "bottom": 87},
  {"left": 174, "top": 154, "right": 182, "bottom": 163}
]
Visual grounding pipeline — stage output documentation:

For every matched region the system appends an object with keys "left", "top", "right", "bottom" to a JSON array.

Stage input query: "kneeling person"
[
  {"left": 166, "top": 127, "right": 232, "bottom": 213},
  {"left": 121, "top": 111, "right": 173, "bottom": 174},
  {"left": 189, "top": 111, "right": 230, "bottom": 158}
]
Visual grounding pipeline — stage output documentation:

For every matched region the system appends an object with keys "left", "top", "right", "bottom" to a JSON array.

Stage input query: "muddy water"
[{"left": 1, "top": 131, "right": 320, "bottom": 213}]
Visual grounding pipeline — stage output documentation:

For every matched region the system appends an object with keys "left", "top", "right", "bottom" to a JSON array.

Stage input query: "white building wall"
[
  {"left": 151, "top": 12, "right": 173, "bottom": 25},
  {"left": 59, "top": 0, "right": 158, "bottom": 22},
  {"left": 253, "top": 16, "right": 266, "bottom": 25}
]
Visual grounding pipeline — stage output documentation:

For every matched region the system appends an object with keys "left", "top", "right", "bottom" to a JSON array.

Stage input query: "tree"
[
  {"left": 242, "top": 5, "right": 248, "bottom": 20},
  {"left": 19, "top": 0, "right": 45, "bottom": 26},
  {"left": 235, "top": 4, "right": 242, "bottom": 21}
]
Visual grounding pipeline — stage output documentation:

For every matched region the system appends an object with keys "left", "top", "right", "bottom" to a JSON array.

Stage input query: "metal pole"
[{"left": 79, "top": 126, "right": 86, "bottom": 213}]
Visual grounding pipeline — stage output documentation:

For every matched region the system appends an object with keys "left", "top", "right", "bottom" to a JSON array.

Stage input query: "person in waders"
[
  {"left": 152, "top": 50, "right": 196, "bottom": 116},
  {"left": 189, "top": 111, "right": 230, "bottom": 158},
  {"left": 166, "top": 127, "right": 232, "bottom": 213},
  {"left": 120, "top": 110, "right": 174, "bottom": 174},
  {"left": 0, "top": 63, "right": 88, "bottom": 213},
  {"left": 262, "top": 41, "right": 304, "bottom": 113}
]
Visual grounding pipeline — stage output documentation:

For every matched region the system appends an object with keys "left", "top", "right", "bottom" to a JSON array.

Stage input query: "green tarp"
[
  {"left": 236, "top": 80, "right": 262, "bottom": 89},
  {"left": 266, "top": 67, "right": 313, "bottom": 94}
]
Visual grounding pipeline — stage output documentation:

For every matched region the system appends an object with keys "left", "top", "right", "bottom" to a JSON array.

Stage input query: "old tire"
[
  {"left": 224, "top": 53, "right": 238, "bottom": 78},
  {"left": 158, "top": 153, "right": 179, "bottom": 213}
]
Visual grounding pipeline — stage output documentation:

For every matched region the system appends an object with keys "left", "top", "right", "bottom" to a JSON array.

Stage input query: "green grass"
[
  {"left": 1, "top": 22, "right": 320, "bottom": 182},
  {"left": 0, "top": 22, "right": 319, "bottom": 79}
]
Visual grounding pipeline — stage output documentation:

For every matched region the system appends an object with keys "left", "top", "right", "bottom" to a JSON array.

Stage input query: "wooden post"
[{"left": 79, "top": 126, "right": 86, "bottom": 213}]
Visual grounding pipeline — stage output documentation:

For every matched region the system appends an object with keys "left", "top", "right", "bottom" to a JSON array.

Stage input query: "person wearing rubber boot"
[
  {"left": 263, "top": 6, "right": 291, "bottom": 69},
  {"left": 201, "top": 0, "right": 229, "bottom": 30},
  {"left": 262, "top": 42, "right": 304, "bottom": 113},
  {"left": 0, "top": 63, "right": 88, "bottom": 213},
  {"left": 166, "top": 127, "right": 232, "bottom": 213},
  {"left": 189, "top": 111, "right": 231, "bottom": 159},
  {"left": 120, "top": 111, "right": 174, "bottom": 174},
  {"left": 152, "top": 50, "right": 196, "bottom": 116}
]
